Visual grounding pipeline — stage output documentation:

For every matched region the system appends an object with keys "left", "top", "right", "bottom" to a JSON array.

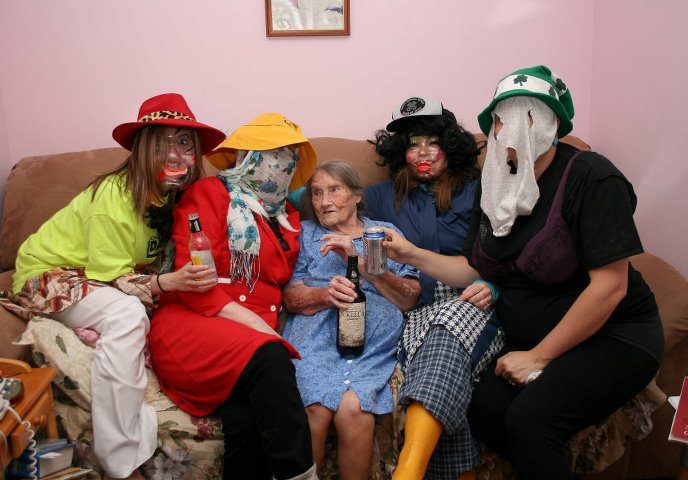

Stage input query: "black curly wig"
[{"left": 370, "top": 108, "right": 482, "bottom": 213}]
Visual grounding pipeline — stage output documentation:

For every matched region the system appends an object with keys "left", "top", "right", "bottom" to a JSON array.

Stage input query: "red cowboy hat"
[{"left": 112, "top": 93, "right": 225, "bottom": 154}]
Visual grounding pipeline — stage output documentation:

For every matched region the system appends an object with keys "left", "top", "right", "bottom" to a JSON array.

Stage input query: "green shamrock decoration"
[
  {"left": 554, "top": 78, "right": 567, "bottom": 92},
  {"left": 513, "top": 75, "right": 528, "bottom": 86}
]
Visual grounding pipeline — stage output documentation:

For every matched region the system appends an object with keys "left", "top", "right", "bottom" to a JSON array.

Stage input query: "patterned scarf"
[{"left": 216, "top": 147, "right": 299, "bottom": 290}]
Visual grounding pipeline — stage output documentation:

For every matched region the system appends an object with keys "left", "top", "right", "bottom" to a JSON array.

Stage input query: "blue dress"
[{"left": 282, "top": 218, "right": 419, "bottom": 414}]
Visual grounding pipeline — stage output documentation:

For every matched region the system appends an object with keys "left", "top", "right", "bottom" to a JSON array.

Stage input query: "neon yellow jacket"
[{"left": 13, "top": 173, "right": 162, "bottom": 293}]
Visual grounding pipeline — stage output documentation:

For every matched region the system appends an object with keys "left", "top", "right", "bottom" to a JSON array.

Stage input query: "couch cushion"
[
  {"left": 309, "top": 137, "right": 388, "bottom": 187},
  {"left": 630, "top": 252, "right": 688, "bottom": 351},
  {"left": 0, "top": 147, "right": 129, "bottom": 270}
]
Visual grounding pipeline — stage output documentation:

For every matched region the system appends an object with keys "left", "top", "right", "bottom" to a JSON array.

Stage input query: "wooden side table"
[{"left": 1, "top": 358, "right": 58, "bottom": 471}]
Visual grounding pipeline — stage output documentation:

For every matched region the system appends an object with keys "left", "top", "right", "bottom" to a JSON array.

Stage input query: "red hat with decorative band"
[{"left": 112, "top": 93, "right": 225, "bottom": 154}]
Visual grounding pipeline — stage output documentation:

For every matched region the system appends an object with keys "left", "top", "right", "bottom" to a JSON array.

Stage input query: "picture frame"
[{"left": 266, "top": 0, "right": 350, "bottom": 37}]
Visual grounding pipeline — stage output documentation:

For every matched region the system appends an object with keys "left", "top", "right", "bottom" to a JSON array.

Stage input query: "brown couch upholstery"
[{"left": 1, "top": 137, "right": 687, "bottom": 478}]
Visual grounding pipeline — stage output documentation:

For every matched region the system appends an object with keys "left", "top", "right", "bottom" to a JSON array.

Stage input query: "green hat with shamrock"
[{"left": 478, "top": 65, "right": 574, "bottom": 138}]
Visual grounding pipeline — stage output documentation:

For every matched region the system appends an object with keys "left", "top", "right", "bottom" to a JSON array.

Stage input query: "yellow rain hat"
[{"left": 206, "top": 113, "right": 317, "bottom": 191}]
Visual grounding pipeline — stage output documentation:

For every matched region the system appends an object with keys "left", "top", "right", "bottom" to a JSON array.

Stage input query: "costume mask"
[
  {"left": 157, "top": 128, "right": 196, "bottom": 190},
  {"left": 405, "top": 135, "right": 447, "bottom": 180},
  {"left": 480, "top": 96, "right": 558, "bottom": 237},
  {"left": 216, "top": 146, "right": 300, "bottom": 290},
  {"left": 234, "top": 147, "right": 298, "bottom": 211}
]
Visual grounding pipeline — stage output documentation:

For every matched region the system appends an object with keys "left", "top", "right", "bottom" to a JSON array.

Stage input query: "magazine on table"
[{"left": 669, "top": 376, "right": 688, "bottom": 444}]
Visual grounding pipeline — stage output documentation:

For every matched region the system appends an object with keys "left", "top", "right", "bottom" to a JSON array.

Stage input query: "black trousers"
[
  {"left": 468, "top": 334, "right": 659, "bottom": 480},
  {"left": 215, "top": 342, "right": 313, "bottom": 480}
]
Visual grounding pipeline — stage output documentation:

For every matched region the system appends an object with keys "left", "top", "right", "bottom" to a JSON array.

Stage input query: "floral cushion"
[{"left": 16, "top": 317, "right": 223, "bottom": 480}]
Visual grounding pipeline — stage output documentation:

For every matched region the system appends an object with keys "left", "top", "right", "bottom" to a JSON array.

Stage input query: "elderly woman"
[
  {"left": 6, "top": 93, "right": 224, "bottom": 480},
  {"left": 148, "top": 114, "right": 318, "bottom": 480},
  {"left": 383, "top": 66, "right": 663, "bottom": 480},
  {"left": 366, "top": 97, "right": 504, "bottom": 480},
  {"left": 282, "top": 160, "right": 421, "bottom": 479}
]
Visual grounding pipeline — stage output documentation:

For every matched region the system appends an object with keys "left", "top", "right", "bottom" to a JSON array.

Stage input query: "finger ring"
[
  {"left": 526, "top": 370, "right": 543, "bottom": 384},
  {"left": 507, "top": 379, "right": 516, "bottom": 386}
]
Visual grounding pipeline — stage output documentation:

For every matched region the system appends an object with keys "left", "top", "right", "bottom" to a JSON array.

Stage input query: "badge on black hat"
[{"left": 387, "top": 96, "right": 444, "bottom": 132}]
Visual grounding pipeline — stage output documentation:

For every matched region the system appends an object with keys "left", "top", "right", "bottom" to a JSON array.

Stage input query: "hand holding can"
[{"left": 363, "top": 228, "right": 388, "bottom": 275}]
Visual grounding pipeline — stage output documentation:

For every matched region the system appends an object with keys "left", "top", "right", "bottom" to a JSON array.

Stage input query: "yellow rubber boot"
[
  {"left": 392, "top": 402, "right": 443, "bottom": 480},
  {"left": 456, "top": 470, "right": 476, "bottom": 480}
]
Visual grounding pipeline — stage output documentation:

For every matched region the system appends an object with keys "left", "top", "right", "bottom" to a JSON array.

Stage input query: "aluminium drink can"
[{"left": 363, "top": 227, "right": 388, "bottom": 275}]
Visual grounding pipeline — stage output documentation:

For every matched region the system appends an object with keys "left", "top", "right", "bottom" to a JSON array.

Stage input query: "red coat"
[{"left": 149, "top": 177, "right": 301, "bottom": 416}]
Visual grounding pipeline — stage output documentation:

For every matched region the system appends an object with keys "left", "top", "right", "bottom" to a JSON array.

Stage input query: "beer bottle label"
[{"left": 338, "top": 303, "right": 366, "bottom": 347}]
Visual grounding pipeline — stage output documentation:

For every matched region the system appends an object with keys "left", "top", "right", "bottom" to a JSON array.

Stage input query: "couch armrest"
[
  {"left": 630, "top": 253, "right": 688, "bottom": 352},
  {"left": 0, "top": 270, "right": 31, "bottom": 361}
]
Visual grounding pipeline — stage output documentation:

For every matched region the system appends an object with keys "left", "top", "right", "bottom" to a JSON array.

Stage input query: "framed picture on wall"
[{"left": 266, "top": 0, "right": 350, "bottom": 37}]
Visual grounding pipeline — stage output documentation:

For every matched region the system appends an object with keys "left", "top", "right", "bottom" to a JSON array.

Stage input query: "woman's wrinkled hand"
[
  {"left": 378, "top": 227, "right": 417, "bottom": 264},
  {"left": 327, "top": 275, "right": 358, "bottom": 309},
  {"left": 163, "top": 262, "right": 217, "bottom": 292},
  {"left": 459, "top": 282, "right": 493, "bottom": 311},
  {"left": 495, "top": 350, "right": 548, "bottom": 386},
  {"left": 320, "top": 233, "right": 357, "bottom": 260}
]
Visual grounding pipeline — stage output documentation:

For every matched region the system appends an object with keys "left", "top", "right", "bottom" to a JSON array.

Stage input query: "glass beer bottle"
[
  {"left": 188, "top": 213, "right": 218, "bottom": 282},
  {"left": 337, "top": 255, "right": 366, "bottom": 356}
]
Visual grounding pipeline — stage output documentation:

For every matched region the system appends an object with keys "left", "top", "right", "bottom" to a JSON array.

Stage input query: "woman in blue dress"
[{"left": 282, "top": 160, "right": 421, "bottom": 479}]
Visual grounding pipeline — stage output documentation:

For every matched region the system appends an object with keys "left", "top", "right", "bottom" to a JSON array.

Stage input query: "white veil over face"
[{"left": 480, "top": 96, "right": 558, "bottom": 237}]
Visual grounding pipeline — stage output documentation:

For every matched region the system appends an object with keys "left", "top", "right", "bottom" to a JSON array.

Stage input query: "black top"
[
  {"left": 464, "top": 143, "right": 663, "bottom": 362},
  {"left": 471, "top": 152, "right": 581, "bottom": 285}
]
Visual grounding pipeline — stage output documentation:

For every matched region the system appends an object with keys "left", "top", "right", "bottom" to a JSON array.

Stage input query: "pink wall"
[
  {"left": 590, "top": 0, "right": 688, "bottom": 276},
  {"left": 5, "top": 1, "right": 683, "bottom": 276},
  {"left": 0, "top": 81, "right": 9, "bottom": 216},
  {"left": 0, "top": 1, "right": 593, "bottom": 191}
]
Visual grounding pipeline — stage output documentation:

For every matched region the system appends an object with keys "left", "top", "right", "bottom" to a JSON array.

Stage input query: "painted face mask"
[
  {"left": 405, "top": 135, "right": 447, "bottom": 180},
  {"left": 157, "top": 128, "right": 196, "bottom": 190},
  {"left": 480, "top": 96, "right": 558, "bottom": 237}
]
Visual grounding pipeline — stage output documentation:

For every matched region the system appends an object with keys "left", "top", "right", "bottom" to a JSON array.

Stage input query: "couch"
[{"left": 1, "top": 136, "right": 686, "bottom": 479}]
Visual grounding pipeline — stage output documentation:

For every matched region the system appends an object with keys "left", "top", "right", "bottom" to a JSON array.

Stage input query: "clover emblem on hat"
[
  {"left": 554, "top": 78, "right": 567, "bottom": 92},
  {"left": 513, "top": 75, "right": 528, "bottom": 86}
]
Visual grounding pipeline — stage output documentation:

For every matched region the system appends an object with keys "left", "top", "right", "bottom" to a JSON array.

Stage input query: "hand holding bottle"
[
  {"left": 327, "top": 275, "right": 359, "bottom": 309},
  {"left": 156, "top": 262, "right": 217, "bottom": 293},
  {"left": 188, "top": 212, "right": 218, "bottom": 282},
  {"left": 154, "top": 213, "right": 219, "bottom": 295},
  {"left": 337, "top": 255, "right": 366, "bottom": 355}
]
